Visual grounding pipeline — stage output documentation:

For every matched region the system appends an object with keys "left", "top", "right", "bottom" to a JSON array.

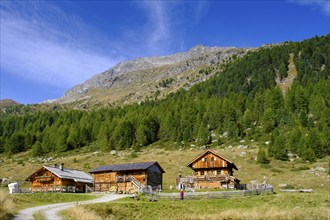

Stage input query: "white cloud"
[
  {"left": 0, "top": 1, "right": 119, "bottom": 88},
  {"left": 136, "top": 1, "right": 210, "bottom": 56},
  {"left": 138, "top": 1, "right": 174, "bottom": 55},
  {"left": 289, "top": 0, "right": 330, "bottom": 16},
  {"left": 0, "top": 1, "right": 211, "bottom": 91},
  {"left": 193, "top": 1, "right": 211, "bottom": 24}
]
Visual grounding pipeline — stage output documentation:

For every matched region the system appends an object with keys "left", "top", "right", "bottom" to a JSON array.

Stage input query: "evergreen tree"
[
  {"left": 262, "top": 108, "right": 276, "bottom": 133},
  {"left": 31, "top": 141, "right": 43, "bottom": 157},
  {"left": 242, "top": 109, "right": 253, "bottom": 130},
  {"left": 136, "top": 124, "right": 148, "bottom": 147},
  {"left": 287, "top": 127, "right": 302, "bottom": 153},
  {"left": 5, "top": 132, "right": 25, "bottom": 154},
  {"left": 197, "top": 121, "right": 211, "bottom": 145},
  {"left": 257, "top": 148, "right": 270, "bottom": 164},
  {"left": 278, "top": 61, "right": 288, "bottom": 81},
  {"left": 67, "top": 125, "right": 80, "bottom": 149},
  {"left": 269, "top": 135, "right": 288, "bottom": 161}
]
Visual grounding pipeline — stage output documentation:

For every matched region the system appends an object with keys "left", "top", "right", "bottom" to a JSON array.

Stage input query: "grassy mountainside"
[
  {"left": 1, "top": 144, "right": 329, "bottom": 219},
  {"left": 1, "top": 143, "right": 329, "bottom": 192},
  {"left": 0, "top": 35, "right": 329, "bottom": 164}
]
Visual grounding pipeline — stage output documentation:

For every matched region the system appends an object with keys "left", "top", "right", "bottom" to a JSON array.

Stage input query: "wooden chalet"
[
  {"left": 25, "top": 163, "right": 93, "bottom": 193},
  {"left": 89, "top": 161, "right": 165, "bottom": 193},
  {"left": 178, "top": 149, "right": 240, "bottom": 189}
]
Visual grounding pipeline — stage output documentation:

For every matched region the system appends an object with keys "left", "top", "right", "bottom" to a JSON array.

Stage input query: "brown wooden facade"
[
  {"left": 25, "top": 164, "right": 93, "bottom": 193},
  {"left": 89, "top": 161, "right": 165, "bottom": 193},
  {"left": 182, "top": 149, "right": 240, "bottom": 189}
]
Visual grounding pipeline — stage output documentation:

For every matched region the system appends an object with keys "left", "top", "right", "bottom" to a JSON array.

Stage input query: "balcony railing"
[{"left": 177, "top": 174, "right": 232, "bottom": 184}]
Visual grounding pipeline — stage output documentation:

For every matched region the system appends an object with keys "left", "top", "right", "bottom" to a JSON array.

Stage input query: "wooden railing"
[
  {"left": 178, "top": 175, "right": 231, "bottom": 184},
  {"left": 157, "top": 189, "right": 271, "bottom": 200},
  {"left": 116, "top": 175, "right": 144, "bottom": 192},
  {"left": 128, "top": 175, "right": 144, "bottom": 190}
]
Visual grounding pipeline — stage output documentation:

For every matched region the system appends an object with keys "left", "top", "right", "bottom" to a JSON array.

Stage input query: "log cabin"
[
  {"left": 178, "top": 149, "right": 240, "bottom": 189},
  {"left": 25, "top": 163, "right": 93, "bottom": 193},
  {"left": 89, "top": 161, "right": 165, "bottom": 193}
]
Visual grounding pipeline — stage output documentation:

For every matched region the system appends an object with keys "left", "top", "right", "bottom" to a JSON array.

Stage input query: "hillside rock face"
[
  {"left": 56, "top": 45, "right": 248, "bottom": 107},
  {"left": 0, "top": 99, "right": 21, "bottom": 108}
]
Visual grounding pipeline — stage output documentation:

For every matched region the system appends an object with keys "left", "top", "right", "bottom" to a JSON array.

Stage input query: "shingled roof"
[{"left": 89, "top": 161, "right": 165, "bottom": 173}]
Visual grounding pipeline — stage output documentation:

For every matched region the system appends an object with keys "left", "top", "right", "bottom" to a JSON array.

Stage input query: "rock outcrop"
[{"left": 56, "top": 45, "right": 249, "bottom": 107}]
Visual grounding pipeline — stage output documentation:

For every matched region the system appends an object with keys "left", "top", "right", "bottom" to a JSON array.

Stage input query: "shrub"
[
  {"left": 83, "top": 162, "right": 91, "bottom": 169},
  {"left": 257, "top": 148, "right": 270, "bottom": 164}
]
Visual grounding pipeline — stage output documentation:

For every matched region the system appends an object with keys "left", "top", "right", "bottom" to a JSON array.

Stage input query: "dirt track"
[{"left": 13, "top": 194, "right": 128, "bottom": 220}]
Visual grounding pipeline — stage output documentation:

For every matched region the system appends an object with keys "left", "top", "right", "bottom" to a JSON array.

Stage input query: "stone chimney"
[
  {"left": 60, "top": 163, "right": 64, "bottom": 171},
  {"left": 53, "top": 163, "right": 57, "bottom": 168}
]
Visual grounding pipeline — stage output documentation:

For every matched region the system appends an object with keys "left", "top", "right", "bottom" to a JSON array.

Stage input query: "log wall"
[
  {"left": 92, "top": 170, "right": 148, "bottom": 193},
  {"left": 29, "top": 168, "right": 89, "bottom": 192},
  {"left": 191, "top": 152, "right": 228, "bottom": 169}
]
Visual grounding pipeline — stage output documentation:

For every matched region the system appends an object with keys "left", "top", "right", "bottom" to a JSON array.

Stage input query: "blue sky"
[{"left": 1, "top": 0, "right": 329, "bottom": 104}]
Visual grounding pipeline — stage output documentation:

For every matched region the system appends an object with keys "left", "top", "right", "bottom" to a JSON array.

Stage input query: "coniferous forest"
[{"left": 0, "top": 35, "right": 329, "bottom": 162}]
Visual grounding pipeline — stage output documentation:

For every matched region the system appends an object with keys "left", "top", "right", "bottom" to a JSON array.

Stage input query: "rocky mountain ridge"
[
  {"left": 56, "top": 45, "right": 249, "bottom": 108},
  {"left": 0, "top": 99, "right": 21, "bottom": 108}
]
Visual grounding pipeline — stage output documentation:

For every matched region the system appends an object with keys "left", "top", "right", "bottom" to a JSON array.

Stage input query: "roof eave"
[{"left": 187, "top": 149, "right": 237, "bottom": 169}]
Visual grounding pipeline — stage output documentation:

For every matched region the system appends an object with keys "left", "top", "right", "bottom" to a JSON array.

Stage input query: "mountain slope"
[
  {"left": 0, "top": 99, "right": 21, "bottom": 108},
  {"left": 56, "top": 45, "right": 248, "bottom": 107},
  {"left": 0, "top": 35, "right": 329, "bottom": 162}
]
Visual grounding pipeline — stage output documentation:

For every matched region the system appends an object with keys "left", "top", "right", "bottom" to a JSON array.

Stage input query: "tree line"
[{"left": 0, "top": 34, "right": 329, "bottom": 162}]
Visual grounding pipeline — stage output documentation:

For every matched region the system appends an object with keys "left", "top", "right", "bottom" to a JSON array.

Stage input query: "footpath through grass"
[
  {"left": 66, "top": 192, "right": 330, "bottom": 220},
  {"left": 0, "top": 187, "right": 97, "bottom": 220}
]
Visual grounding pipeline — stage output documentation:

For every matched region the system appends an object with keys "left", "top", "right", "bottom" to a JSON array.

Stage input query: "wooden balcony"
[{"left": 177, "top": 174, "right": 234, "bottom": 184}]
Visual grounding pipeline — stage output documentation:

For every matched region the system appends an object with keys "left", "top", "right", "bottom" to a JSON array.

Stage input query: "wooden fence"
[{"left": 149, "top": 189, "right": 272, "bottom": 200}]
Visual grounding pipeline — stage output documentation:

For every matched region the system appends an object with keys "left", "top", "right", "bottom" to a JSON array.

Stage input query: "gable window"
[
  {"left": 211, "top": 157, "right": 216, "bottom": 161},
  {"left": 202, "top": 158, "right": 208, "bottom": 162}
]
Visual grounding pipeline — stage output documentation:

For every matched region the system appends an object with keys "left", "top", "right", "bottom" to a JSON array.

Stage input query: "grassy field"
[
  {"left": 1, "top": 141, "right": 329, "bottom": 192},
  {"left": 65, "top": 192, "right": 330, "bottom": 220},
  {"left": 1, "top": 141, "right": 329, "bottom": 219},
  {"left": 0, "top": 188, "right": 96, "bottom": 219}
]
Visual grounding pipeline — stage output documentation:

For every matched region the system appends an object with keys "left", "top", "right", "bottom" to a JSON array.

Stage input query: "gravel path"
[{"left": 13, "top": 194, "right": 128, "bottom": 220}]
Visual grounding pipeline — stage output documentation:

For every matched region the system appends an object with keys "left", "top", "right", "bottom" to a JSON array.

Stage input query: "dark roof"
[
  {"left": 26, "top": 166, "right": 93, "bottom": 184},
  {"left": 187, "top": 149, "right": 238, "bottom": 170},
  {"left": 89, "top": 161, "right": 165, "bottom": 173}
]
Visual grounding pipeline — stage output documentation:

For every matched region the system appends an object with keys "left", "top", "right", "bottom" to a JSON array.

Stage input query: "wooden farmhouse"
[
  {"left": 25, "top": 163, "right": 93, "bottom": 193},
  {"left": 89, "top": 161, "right": 165, "bottom": 193},
  {"left": 178, "top": 149, "right": 240, "bottom": 189}
]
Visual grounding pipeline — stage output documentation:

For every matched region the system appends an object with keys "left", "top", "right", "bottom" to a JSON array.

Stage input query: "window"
[
  {"left": 211, "top": 157, "right": 216, "bottom": 161},
  {"left": 216, "top": 170, "right": 222, "bottom": 175},
  {"left": 200, "top": 171, "right": 205, "bottom": 175},
  {"left": 203, "top": 158, "right": 208, "bottom": 162}
]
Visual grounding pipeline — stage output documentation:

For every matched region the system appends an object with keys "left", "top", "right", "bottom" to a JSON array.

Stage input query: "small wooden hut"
[
  {"left": 25, "top": 163, "right": 93, "bottom": 193},
  {"left": 178, "top": 149, "right": 240, "bottom": 189},
  {"left": 89, "top": 161, "right": 165, "bottom": 193}
]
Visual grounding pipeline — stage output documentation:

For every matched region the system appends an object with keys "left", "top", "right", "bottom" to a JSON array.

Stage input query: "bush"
[
  {"left": 83, "top": 162, "right": 91, "bottom": 169},
  {"left": 130, "top": 151, "right": 138, "bottom": 158},
  {"left": 290, "top": 165, "right": 310, "bottom": 171},
  {"left": 257, "top": 148, "right": 270, "bottom": 164}
]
